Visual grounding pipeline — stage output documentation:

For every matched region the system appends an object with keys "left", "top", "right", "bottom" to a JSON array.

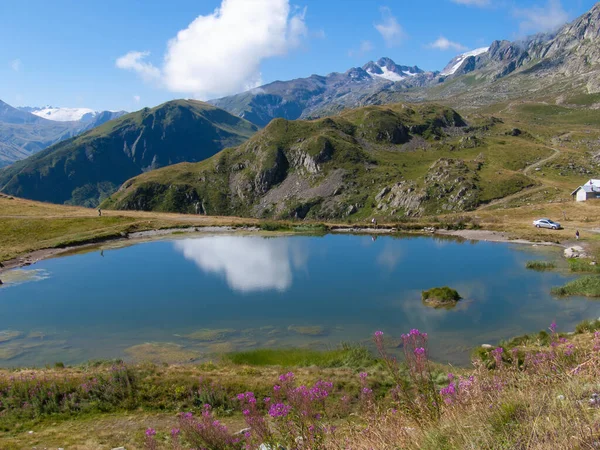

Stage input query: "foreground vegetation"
[{"left": 1, "top": 323, "right": 600, "bottom": 449}]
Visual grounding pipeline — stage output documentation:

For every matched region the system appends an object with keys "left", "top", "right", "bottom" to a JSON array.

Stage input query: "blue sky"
[{"left": 0, "top": 0, "right": 596, "bottom": 112}]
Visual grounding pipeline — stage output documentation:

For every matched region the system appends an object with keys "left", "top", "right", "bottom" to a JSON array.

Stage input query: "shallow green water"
[{"left": 0, "top": 233, "right": 596, "bottom": 366}]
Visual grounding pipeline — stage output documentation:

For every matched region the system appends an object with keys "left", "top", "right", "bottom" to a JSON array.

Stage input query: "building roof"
[{"left": 571, "top": 179, "right": 600, "bottom": 196}]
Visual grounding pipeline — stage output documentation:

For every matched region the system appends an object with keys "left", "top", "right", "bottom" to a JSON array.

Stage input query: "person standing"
[
  {"left": 98, "top": 208, "right": 102, "bottom": 217},
  {"left": 576, "top": 230, "right": 580, "bottom": 240}
]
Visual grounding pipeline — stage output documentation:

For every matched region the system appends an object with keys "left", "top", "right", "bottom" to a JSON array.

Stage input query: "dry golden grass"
[{"left": 0, "top": 196, "right": 258, "bottom": 262}]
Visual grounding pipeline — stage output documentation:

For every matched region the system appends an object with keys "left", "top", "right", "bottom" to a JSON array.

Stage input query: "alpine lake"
[{"left": 1, "top": 232, "right": 598, "bottom": 367}]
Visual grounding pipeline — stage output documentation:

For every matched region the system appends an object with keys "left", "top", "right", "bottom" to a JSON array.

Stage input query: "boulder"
[{"left": 564, "top": 246, "right": 587, "bottom": 258}]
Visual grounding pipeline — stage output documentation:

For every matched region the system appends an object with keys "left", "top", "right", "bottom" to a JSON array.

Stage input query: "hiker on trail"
[
  {"left": 576, "top": 230, "right": 580, "bottom": 240},
  {"left": 98, "top": 208, "right": 102, "bottom": 217},
  {"left": 371, "top": 218, "right": 377, "bottom": 227}
]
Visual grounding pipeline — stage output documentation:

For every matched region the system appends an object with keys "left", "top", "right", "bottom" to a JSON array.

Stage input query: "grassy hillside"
[
  {"left": 0, "top": 100, "right": 257, "bottom": 207},
  {"left": 103, "top": 102, "right": 557, "bottom": 220}
]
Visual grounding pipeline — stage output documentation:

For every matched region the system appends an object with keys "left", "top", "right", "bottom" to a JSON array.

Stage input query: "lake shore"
[
  {"left": 0, "top": 224, "right": 567, "bottom": 276},
  {"left": 1, "top": 223, "right": 576, "bottom": 276},
  {"left": 4, "top": 195, "right": 600, "bottom": 275},
  {"left": 436, "top": 229, "right": 564, "bottom": 247}
]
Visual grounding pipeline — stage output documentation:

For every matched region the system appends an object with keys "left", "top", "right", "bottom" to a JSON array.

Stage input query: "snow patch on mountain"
[
  {"left": 441, "top": 47, "right": 489, "bottom": 76},
  {"left": 367, "top": 66, "right": 406, "bottom": 82},
  {"left": 29, "top": 107, "right": 98, "bottom": 122}
]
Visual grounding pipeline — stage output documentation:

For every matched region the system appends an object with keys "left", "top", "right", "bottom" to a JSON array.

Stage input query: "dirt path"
[
  {"left": 478, "top": 146, "right": 561, "bottom": 211},
  {"left": 523, "top": 146, "right": 561, "bottom": 175}
]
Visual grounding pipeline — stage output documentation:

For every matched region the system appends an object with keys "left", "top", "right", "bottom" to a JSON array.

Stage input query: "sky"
[{"left": 0, "top": 0, "right": 596, "bottom": 112}]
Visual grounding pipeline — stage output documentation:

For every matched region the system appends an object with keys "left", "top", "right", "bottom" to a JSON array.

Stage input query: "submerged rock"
[
  {"left": 184, "top": 328, "right": 238, "bottom": 342},
  {"left": 0, "top": 330, "right": 22, "bottom": 343},
  {"left": 124, "top": 343, "right": 200, "bottom": 364},
  {"left": 288, "top": 325, "right": 329, "bottom": 336}
]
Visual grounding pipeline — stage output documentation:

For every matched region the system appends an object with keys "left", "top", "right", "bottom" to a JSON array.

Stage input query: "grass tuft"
[
  {"left": 525, "top": 260, "right": 556, "bottom": 271},
  {"left": 223, "top": 346, "right": 374, "bottom": 368},
  {"left": 551, "top": 276, "right": 600, "bottom": 297}
]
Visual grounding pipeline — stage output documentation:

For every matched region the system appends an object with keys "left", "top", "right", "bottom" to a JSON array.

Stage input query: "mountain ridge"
[
  {"left": 103, "top": 101, "right": 553, "bottom": 220},
  {"left": 212, "top": 3, "right": 600, "bottom": 123},
  {"left": 0, "top": 100, "right": 257, "bottom": 206}
]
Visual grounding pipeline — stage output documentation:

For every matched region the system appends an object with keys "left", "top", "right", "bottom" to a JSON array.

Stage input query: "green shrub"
[{"left": 259, "top": 221, "right": 290, "bottom": 231}]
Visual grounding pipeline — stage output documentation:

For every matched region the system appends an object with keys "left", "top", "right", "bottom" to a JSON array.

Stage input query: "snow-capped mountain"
[
  {"left": 0, "top": 103, "right": 128, "bottom": 168},
  {"left": 29, "top": 107, "right": 97, "bottom": 122},
  {"left": 440, "top": 47, "right": 490, "bottom": 76},
  {"left": 363, "top": 58, "right": 424, "bottom": 82},
  {"left": 18, "top": 106, "right": 126, "bottom": 123},
  {"left": 211, "top": 57, "right": 433, "bottom": 126}
]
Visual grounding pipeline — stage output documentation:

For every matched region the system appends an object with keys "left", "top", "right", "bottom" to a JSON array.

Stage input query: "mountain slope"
[
  {"left": 385, "top": 3, "right": 600, "bottom": 109},
  {"left": 103, "top": 102, "right": 551, "bottom": 220},
  {"left": 0, "top": 100, "right": 258, "bottom": 206},
  {"left": 210, "top": 58, "right": 436, "bottom": 127},
  {"left": 0, "top": 101, "right": 128, "bottom": 168}
]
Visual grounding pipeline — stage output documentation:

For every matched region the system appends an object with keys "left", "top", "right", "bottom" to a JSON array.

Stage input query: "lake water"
[{"left": 1, "top": 233, "right": 598, "bottom": 367}]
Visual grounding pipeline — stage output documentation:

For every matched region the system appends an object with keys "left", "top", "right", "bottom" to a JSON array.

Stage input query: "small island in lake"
[{"left": 422, "top": 287, "right": 462, "bottom": 308}]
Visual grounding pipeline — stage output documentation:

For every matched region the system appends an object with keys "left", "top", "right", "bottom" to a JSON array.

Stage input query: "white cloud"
[
  {"left": 377, "top": 245, "right": 403, "bottom": 270},
  {"left": 116, "top": 0, "right": 307, "bottom": 99},
  {"left": 451, "top": 0, "right": 491, "bottom": 6},
  {"left": 115, "top": 51, "right": 161, "bottom": 82},
  {"left": 9, "top": 59, "right": 22, "bottom": 72},
  {"left": 348, "top": 40, "right": 374, "bottom": 58},
  {"left": 374, "top": 7, "right": 406, "bottom": 47},
  {"left": 174, "top": 236, "right": 307, "bottom": 293},
  {"left": 514, "top": 0, "right": 569, "bottom": 34},
  {"left": 428, "top": 36, "right": 467, "bottom": 51},
  {"left": 133, "top": 95, "right": 141, "bottom": 103}
]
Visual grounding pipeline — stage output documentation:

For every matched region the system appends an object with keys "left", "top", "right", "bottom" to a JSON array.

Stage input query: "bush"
[{"left": 259, "top": 221, "right": 290, "bottom": 231}]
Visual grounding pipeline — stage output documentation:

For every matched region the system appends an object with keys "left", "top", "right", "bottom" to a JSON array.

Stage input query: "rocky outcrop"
[
  {"left": 289, "top": 136, "right": 334, "bottom": 174},
  {"left": 254, "top": 148, "right": 289, "bottom": 194},
  {"left": 424, "top": 159, "right": 480, "bottom": 212},
  {"left": 375, "top": 158, "right": 481, "bottom": 216},
  {"left": 564, "top": 246, "right": 588, "bottom": 259},
  {"left": 375, "top": 181, "right": 426, "bottom": 217}
]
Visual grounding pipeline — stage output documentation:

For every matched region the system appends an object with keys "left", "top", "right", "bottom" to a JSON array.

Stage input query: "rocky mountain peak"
[{"left": 345, "top": 67, "right": 372, "bottom": 81}]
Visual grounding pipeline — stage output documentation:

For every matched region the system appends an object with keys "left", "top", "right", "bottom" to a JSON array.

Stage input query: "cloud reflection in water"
[{"left": 174, "top": 236, "right": 307, "bottom": 293}]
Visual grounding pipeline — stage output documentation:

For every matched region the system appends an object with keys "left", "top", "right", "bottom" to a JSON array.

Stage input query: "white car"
[{"left": 533, "top": 218, "right": 561, "bottom": 230}]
